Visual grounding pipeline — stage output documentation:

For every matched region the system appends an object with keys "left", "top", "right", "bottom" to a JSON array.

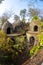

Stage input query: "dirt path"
[{"left": 22, "top": 48, "right": 43, "bottom": 65}]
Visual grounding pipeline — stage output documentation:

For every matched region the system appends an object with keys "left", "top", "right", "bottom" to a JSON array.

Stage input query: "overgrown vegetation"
[
  {"left": 0, "top": 0, "right": 43, "bottom": 65},
  {"left": 30, "top": 46, "right": 41, "bottom": 56},
  {"left": 0, "top": 16, "right": 43, "bottom": 64},
  {"left": 30, "top": 29, "right": 43, "bottom": 57},
  {"left": 0, "top": 30, "right": 28, "bottom": 65}
]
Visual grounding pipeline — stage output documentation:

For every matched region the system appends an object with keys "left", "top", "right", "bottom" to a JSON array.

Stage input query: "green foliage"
[
  {"left": 30, "top": 46, "right": 41, "bottom": 56},
  {"left": 0, "top": 30, "right": 7, "bottom": 48},
  {"left": 7, "top": 37, "right": 14, "bottom": 45},
  {"left": 0, "top": 30, "right": 26, "bottom": 54},
  {"left": 32, "top": 16, "right": 40, "bottom": 21},
  {"left": 0, "top": 0, "right": 4, "bottom": 3},
  {"left": 20, "top": 9, "right": 26, "bottom": 17},
  {"left": 39, "top": 21, "right": 43, "bottom": 32},
  {"left": 14, "top": 36, "right": 26, "bottom": 53},
  {"left": 29, "top": 8, "right": 40, "bottom": 17},
  {"left": 14, "top": 36, "right": 25, "bottom": 44},
  {"left": 0, "top": 30, "right": 6, "bottom": 38},
  {"left": 20, "top": 9, "right": 26, "bottom": 22},
  {"left": 13, "top": 44, "right": 24, "bottom": 53},
  {"left": 0, "top": 30, "right": 27, "bottom": 65},
  {"left": 30, "top": 33, "right": 43, "bottom": 57},
  {"left": 37, "top": 33, "right": 43, "bottom": 46}
]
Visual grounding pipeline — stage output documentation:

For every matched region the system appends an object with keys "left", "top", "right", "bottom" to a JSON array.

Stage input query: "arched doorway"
[
  {"left": 29, "top": 36, "right": 35, "bottom": 45},
  {"left": 7, "top": 27, "right": 11, "bottom": 34},
  {"left": 34, "top": 25, "right": 38, "bottom": 31}
]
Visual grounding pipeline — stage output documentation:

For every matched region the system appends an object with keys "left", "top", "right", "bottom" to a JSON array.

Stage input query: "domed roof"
[
  {"left": 2, "top": 21, "right": 13, "bottom": 33},
  {"left": 2, "top": 21, "right": 12, "bottom": 28}
]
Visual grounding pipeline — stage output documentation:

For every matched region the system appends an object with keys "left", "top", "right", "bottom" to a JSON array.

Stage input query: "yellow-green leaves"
[
  {"left": 37, "top": 33, "right": 43, "bottom": 46},
  {"left": 14, "top": 36, "right": 25, "bottom": 44},
  {"left": 30, "top": 46, "right": 41, "bottom": 56}
]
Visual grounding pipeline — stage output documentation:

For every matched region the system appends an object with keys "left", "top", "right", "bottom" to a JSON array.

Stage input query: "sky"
[
  {"left": 0, "top": 0, "right": 43, "bottom": 16},
  {"left": 0, "top": 0, "right": 43, "bottom": 23},
  {"left": 0, "top": 0, "right": 28, "bottom": 16}
]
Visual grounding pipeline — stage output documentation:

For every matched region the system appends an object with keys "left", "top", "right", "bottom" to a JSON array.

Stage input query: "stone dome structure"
[
  {"left": 26, "top": 20, "right": 41, "bottom": 48},
  {"left": 2, "top": 21, "right": 13, "bottom": 34}
]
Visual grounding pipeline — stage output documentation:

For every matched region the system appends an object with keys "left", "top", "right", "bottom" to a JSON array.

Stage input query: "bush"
[
  {"left": 37, "top": 33, "right": 43, "bottom": 46},
  {"left": 30, "top": 46, "right": 41, "bottom": 56},
  {"left": 0, "top": 30, "right": 7, "bottom": 48},
  {"left": 30, "top": 33, "right": 43, "bottom": 57},
  {"left": 14, "top": 36, "right": 25, "bottom": 44},
  {"left": 0, "top": 30, "right": 27, "bottom": 65}
]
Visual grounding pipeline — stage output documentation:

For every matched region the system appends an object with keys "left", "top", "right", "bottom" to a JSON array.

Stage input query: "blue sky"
[
  {"left": 0, "top": 0, "right": 43, "bottom": 16},
  {"left": 0, "top": 0, "right": 28, "bottom": 16},
  {"left": 0, "top": 0, "right": 43, "bottom": 23}
]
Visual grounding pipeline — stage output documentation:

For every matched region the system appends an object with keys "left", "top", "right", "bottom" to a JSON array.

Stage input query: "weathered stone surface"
[
  {"left": 26, "top": 20, "right": 41, "bottom": 48},
  {"left": 2, "top": 21, "right": 13, "bottom": 34}
]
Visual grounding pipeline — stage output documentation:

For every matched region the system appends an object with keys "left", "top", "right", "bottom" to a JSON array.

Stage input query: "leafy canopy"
[{"left": 0, "top": 0, "right": 4, "bottom": 3}]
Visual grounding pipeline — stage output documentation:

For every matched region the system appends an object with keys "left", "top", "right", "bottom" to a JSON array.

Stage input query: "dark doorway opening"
[
  {"left": 7, "top": 27, "right": 11, "bottom": 34},
  {"left": 29, "top": 36, "right": 35, "bottom": 45},
  {"left": 34, "top": 25, "right": 38, "bottom": 31}
]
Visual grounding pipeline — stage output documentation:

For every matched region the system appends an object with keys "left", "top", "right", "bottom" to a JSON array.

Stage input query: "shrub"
[
  {"left": 37, "top": 33, "right": 43, "bottom": 46},
  {"left": 30, "top": 46, "right": 41, "bottom": 56},
  {"left": 14, "top": 36, "right": 25, "bottom": 44},
  {"left": 0, "top": 30, "right": 7, "bottom": 48},
  {"left": 30, "top": 33, "right": 43, "bottom": 57},
  {"left": 0, "top": 30, "right": 27, "bottom": 65}
]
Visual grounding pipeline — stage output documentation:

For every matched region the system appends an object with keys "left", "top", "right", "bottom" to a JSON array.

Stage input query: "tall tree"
[
  {"left": 0, "top": 0, "right": 4, "bottom": 3},
  {"left": 1, "top": 10, "right": 14, "bottom": 25},
  {"left": 14, "top": 15, "right": 20, "bottom": 21},
  {"left": 29, "top": 8, "right": 40, "bottom": 17},
  {"left": 20, "top": 9, "right": 26, "bottom": 22}
]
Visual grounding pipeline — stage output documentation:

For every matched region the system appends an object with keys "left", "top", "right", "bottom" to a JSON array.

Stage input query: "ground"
[{"left": 22, "top": 48, "right": 43, "bottom": 65}]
